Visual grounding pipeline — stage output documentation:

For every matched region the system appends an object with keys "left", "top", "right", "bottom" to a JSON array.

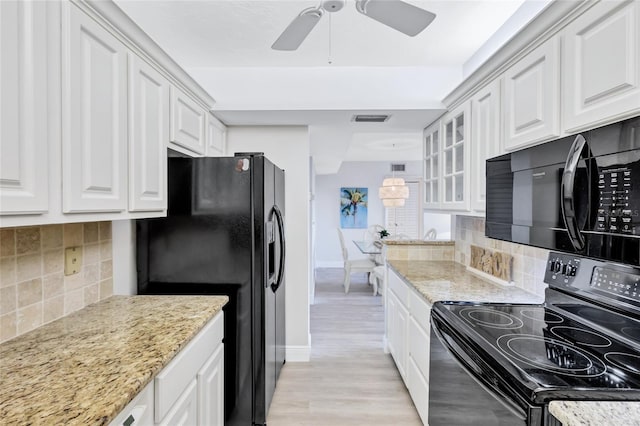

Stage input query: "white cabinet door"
[
  {"left": 62, "top": 3, "right": 127, "bottom": 213},
  {"left": 563, "top": 0, "right": 640, "bottom": 132},
  {"left": 197, "top": 344, "right": 224, "bottom": 426},
  {"left": 206, "top": 114, "right": 226, "bottom": 157},
  {"left": 471, "top": 80, "right": 501, "bottom": 212},
  {"left": 0, "top": 1, "right": 49, "bottom": 215},
  {"left": 170, "top": 86, "right": 206, "bottom": 155},
  {"left": 128, "top": 54, "right": 168, "bottom": 212},
  {"left": 423, "top": 121, "right": 441, "bottom": 208},
  {"left": 393, "top": 294, "right": 409, "bottom": 380},
  {"left": 440, "top": 102, "right": 471, "bottom": 210},
  {"left": 158, "top": 379, "right": 198, "bottom": 426},
  {"left": 503, "top": 38, "right": 560, "bottom": 151},
  {"left": 407, "top": 356, "right": 429, "bottom": 425}
]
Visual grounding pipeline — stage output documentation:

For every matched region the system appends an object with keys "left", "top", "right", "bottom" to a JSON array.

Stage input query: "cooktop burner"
[
  {"left": 521, "top": 309, "right": 564, "bottom": 324},
  {"left": 550, "top": 326, "right": 612, "bottom": 348},
  {"left": 496, "top": 334, "right": 607, "bottom": 377},
  {"left": 605, "top": 353, "right": 640, "bottom": 375},
  {"left": 460, "top": 307, "right": 523, "bottom": 329}
]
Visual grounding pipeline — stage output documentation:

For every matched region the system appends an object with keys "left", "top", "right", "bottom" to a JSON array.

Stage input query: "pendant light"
[{"left": 378, "top": 150, "right": 409, "bottom": 208}]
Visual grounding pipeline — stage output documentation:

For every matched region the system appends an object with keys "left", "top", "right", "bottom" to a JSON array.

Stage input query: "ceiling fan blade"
[
  {"left": 272, "top": 7, "right": 323, "bottom": 51},
  {"left": 355, "top": 0, "right": 436, "bottom": 36}
]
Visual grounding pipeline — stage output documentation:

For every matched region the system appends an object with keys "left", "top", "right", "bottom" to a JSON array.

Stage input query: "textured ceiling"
[{"left": 115, "top": 0, "right": 543, "bottom": 170}]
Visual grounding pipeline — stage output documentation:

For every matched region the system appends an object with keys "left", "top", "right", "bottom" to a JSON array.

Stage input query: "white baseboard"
[
  {"left": 286, "top": 345, "right": 311, "bottom": 362},
  {"left": 316, "top": 261, "right": 343, "bottom": 268}
]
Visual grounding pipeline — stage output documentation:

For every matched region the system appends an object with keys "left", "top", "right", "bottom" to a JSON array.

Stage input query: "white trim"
[{"left": 286, "top": 345, "right": 311, "bottom": 362}]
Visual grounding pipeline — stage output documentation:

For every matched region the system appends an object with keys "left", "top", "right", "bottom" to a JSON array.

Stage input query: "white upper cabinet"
[
  {"left": 441, "top": 102, "right": 471, "bottom": 210},
  {"left": 170, "top": 86, "right": 206, "bottom": 156},
  {"left": 62, "top": 3, "right": 128, "bottom": 213},
  {"left": 206, "top": 114, "right": 227, "bottom": 157},
  {"left": 128, "top": 54, "right": 169, "bottom": 212},
  {"left": 562, "top": 0, "right": 640, "bottom": 133},
  {"left": 0, "top": 1, "right": 49, "bottom": 215},
  {"left": 503, "top": 38, "right": 560, "bottom": 151},
  {"left": 423, "top": 121, "right": 440, "bottom": 208},
  {"left": 471, "top": 80, "right": 502, "bottom": 212}
]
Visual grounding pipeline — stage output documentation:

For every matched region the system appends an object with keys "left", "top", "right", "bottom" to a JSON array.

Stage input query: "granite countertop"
[
  {"left": 549, "top": 401, "right": 640, "bottom": 426},
  {"left": 0, "top": 295, "right": 228, "bottom": 425},
  {"left": 388, "top": 259, "right": 543, "bottom": 305}
]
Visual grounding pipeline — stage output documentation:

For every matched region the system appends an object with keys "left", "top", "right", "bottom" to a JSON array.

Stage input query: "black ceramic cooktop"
[{"left": 433, "top": 298, "right": 640, "bottom": 402}]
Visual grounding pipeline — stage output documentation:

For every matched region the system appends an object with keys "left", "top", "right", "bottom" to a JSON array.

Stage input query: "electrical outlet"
[{"left": 64, "top": 247, "right": 82, "bottom": 276}]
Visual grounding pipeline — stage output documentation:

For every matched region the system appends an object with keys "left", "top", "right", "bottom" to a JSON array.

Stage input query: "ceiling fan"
[{"left": 271, "top": 0, "right": 436, "bottom": 51}]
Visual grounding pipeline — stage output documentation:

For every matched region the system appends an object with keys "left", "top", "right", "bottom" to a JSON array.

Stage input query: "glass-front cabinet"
[
  {"left": 423, "top": 121, "right": 440, "bottom": 208},
  {"left": 423, "top": 102, "right": 470, "bottom": 211}
]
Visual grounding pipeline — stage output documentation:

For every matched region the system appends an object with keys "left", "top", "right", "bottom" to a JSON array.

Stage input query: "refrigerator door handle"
[{"left": 271, "top": 205, "right": 286, "bottom": 293}]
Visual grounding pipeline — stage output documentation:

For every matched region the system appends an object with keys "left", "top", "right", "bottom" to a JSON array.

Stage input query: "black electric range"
[{"left": 430, "top": 252, "right": 640, "bottom": 425}]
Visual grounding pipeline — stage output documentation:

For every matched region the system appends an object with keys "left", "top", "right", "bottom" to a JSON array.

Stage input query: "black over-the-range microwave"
[{"left": 486, "top": 115, "right": 640, "bottom": 266}]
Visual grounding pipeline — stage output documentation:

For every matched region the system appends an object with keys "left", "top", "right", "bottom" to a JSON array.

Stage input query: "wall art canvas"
[{"left": 340, "top": 187, "right": 368, "bottom": 229}]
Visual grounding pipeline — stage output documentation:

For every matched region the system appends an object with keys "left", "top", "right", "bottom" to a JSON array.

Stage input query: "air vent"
[
  {"left": 352, "top": 114, "right": 390, "bottom": 123},
  {"left": 391, "top": 163, "right": 406, "bottom": 172}
]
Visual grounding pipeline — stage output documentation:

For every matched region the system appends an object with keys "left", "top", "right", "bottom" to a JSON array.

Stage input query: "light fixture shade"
[
  {"left": 379, "top": 176, "right": 409, "bottom": 206},
  {"left": 382, "top": 198, "right": 405, "bottom": 207}
]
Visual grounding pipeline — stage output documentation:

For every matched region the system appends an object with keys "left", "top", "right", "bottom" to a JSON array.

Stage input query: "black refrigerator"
[{"left": 136, "top": 153, "right": 286, "bottom": 426}]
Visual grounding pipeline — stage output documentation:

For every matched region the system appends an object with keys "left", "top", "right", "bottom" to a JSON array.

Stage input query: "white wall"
[
  {"left": 315, "top": 161, "right": 422, "bottom": 267},
  {"left": 227, "top": 126, "right": 311, "bottom": 362}
]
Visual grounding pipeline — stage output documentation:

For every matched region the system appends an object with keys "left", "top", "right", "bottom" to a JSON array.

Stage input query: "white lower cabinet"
[
  {"left": 385, "top": 268, "right": 432, "bottom": 425},
  {"left": 109, "top": 311, "right": 224, "bottom": 426}
]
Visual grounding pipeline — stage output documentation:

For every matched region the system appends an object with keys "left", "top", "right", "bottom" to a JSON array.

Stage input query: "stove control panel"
[
  {"left": 591, "top": 266, "right": 640, "bottom": 303},
  {"left": 545, "top": 254, "right": 581, "bottom": 287}
]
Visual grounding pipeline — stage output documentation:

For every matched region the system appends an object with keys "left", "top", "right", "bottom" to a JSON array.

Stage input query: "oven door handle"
[
  {"left": 561, "top": 134, "right": 587, "bottom": 251},
  {"left": 432, "top": 319, "right": 527, "bottom": 421}
]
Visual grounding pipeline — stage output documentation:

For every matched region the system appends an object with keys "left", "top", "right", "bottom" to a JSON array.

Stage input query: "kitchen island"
[{"left": 0, "top": 295, "right": 227, "bottom": 425}]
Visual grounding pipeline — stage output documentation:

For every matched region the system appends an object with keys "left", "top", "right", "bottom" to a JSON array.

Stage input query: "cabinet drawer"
[
  {"left": 154, "top": 311, "right": 223, "bottom": 422},
  {"left": 388, "top": 269, "right": 409, "bottom": 307},
  {"left": 409, "top": 290, "right": 431, "bottom": 329}
]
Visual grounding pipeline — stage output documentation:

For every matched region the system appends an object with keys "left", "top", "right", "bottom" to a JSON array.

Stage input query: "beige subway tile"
[
  {"left": 42, "top": 224, "right": 63, "bottom": 250},
  {"left": 84, "top": 283, "right": 100, "bottom": 305},
  {"left": 83, "top": 223, "right": 99, "bottom": 244},
  {"left": 100, "top": 240, "right": 112, "bottom": 261},
  {"left": 17, "top": 278, "right": 42, "bottom": 308},
  {"left": 16, "top": 254, "right": 41, "bottom": 282},
  {"left": 100, "top": 259, "right": 113, "bottom": 280},
  {"left": 64, "top": 271, "right": 85, "bottom": 292},
  {"left": 84, "top": 243, "right": 100, "bottom": 265},
  {"left": 99, "top": 222, "right": 112, "bottom": 241},
  {"left": 0, "top": 312, "right": 17, "bottom": 343},
  {"left": 42, "top": 249, "right": 63, "bottom": 275},
  {"left": 84, "top": 263, "right": 100, "bottom": 285},
  {"left": 63, "top": 223, "right": 83, "bottom": 248},
  {"left": 16, "top": 227, "right": 41, "bottom": 255},
  {"left": 0, "top": 285, "right": 16, "bottom": 315},
  {"left": 0, "top": 229, "right": 15, "bottom": 257},
  {"left": 43, "top": 295, "right": 64, "bottom": 323},
  {"left": 100, "top": 278, "right": 113, "bottom": 300},
  {"left": 43, "top": 272, "right": 64, "bottom": 299},
  {"left": 0, "top": 257, "right": 17, "bottom": 287},
  {"left": 17, "top": 302, "right": 42, "bottom": 334},
  {"left": 64, "top": 289, "right": 84, "bottom": 315}
]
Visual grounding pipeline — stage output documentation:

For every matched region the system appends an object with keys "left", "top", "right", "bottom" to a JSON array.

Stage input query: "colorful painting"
[{"left": 340, "top": 187, "right": 368, "bottom": 229}]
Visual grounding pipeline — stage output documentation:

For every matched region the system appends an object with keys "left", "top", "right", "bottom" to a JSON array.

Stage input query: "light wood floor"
[{"left": 267, "top": 268, "right": 422, "bottom": 425}]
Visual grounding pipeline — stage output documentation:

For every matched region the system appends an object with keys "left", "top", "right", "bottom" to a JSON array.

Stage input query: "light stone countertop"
[
  {"left": 387, "top": 259, "right": 543, "bottom": 305},
  {"left": 389, "top": 260, "right": 640, "bottom": 425},
  {"left": 0, "top": 295, "right": 228, "bottom": 425},
  {"left": 383, "top": 239, "right": 455, "bottom": 246},
  {"left": 549, "top": 401, "right": 640, "bottom": 426}
]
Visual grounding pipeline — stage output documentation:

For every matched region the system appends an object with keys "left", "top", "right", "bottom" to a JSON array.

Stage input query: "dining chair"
[
  {"left": 423, "top": 228, "right": 437, "bottom": 240},
  {"left": 363, "top": 224, "right": 385, "bottom": 265},
  {"left": 370, "top": 265, "right": 386, "bottom": 299},
  {"left": 337, "top": 228, "right": 376, "bottom": 294}
]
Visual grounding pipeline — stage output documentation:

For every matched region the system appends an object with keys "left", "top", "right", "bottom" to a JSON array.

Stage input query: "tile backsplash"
[
  {"left": 0, "top": 222, "right": 113, "bottom": 343},
  {"left": 455, "top": 216, "right": 549, "bottom": 297}
]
